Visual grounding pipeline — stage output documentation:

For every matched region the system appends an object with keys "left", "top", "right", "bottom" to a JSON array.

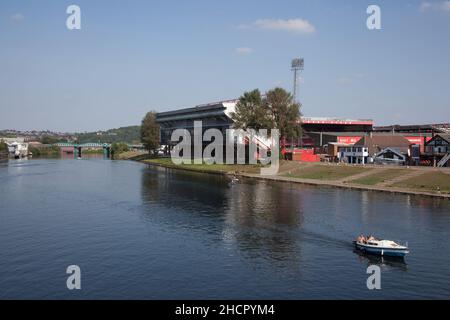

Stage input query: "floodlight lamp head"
[{"left": 291, "top": 58, "right": 304, "bottom": 70}]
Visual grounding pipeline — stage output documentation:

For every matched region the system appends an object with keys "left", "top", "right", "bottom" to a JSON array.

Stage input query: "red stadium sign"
[{"left": 337, "top": 136, "right": 363, "bottom": 144}]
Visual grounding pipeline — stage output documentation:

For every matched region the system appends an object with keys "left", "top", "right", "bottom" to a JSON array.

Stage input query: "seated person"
[{"left": 357, "top": 235, "right": 366, "bottom": 243}]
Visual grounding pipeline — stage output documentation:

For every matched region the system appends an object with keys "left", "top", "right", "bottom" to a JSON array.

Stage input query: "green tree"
[
  {"left": 231, "top": 89, "right": 274, "bottom": 131},
  {"left": 111, "top": 142, "right": 129, "bottom": 156},
  {"left": 231, "top": 87, "right": 301, "bottom": 139},
  {"left": 264, "top": 87, "right": 302, "bottom": 139},
  {"left": 141, "top": 111, "right": 160, "bottom": 154},
  {"left": 0, "top": 139, "right": 7, "bottom": 152},
  {"left": 40, "top": 135, "right": 59, "bottom": 145}
]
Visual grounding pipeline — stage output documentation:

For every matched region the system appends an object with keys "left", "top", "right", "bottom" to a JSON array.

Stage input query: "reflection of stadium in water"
[{"left": 140, "top": 166, "right": 305, "bottom": 271}]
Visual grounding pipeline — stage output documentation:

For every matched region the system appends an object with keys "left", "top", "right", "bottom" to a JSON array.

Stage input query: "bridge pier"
[
  {"left": 74, "top": 145, "right": 82, "bottom": 159},
  {"left": 103, "top": 145, "right": 111, "bottom": 159}
]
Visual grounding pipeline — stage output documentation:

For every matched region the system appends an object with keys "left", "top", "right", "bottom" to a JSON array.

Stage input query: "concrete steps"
[{"left": 437, "top": 153, "right": 450, "bottom": 167}]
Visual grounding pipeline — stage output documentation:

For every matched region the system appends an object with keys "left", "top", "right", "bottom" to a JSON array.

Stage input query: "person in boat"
[
  {"left": 367, "top": 235, "right": 376, "bottom": 242},
  {"left": 357, "top": 235, "right": 366, "bottom": 244}
]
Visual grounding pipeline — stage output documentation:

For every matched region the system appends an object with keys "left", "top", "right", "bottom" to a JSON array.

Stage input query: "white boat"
[{"left": 354, "top": 238, "right": 409, "bottom": 257}]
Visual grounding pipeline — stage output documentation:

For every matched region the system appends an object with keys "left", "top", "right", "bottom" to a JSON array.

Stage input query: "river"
[{"left": 0, "top": 158, "right": 449, "bottom": 299}]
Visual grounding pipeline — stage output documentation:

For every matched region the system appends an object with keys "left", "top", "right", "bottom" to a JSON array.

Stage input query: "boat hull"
[{"left": 354, "top": 242, "right": 409, "bottom": 257}]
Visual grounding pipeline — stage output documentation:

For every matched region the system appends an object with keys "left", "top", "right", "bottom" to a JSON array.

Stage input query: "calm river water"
[{"left": 0, "top": 159, "right": 449, "bottom": 299}]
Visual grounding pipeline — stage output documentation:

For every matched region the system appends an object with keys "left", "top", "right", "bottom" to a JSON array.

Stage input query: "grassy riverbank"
[
  {"left": 127, "top": 154, "right": 450, "bottom": 197},
  {"left": 143, "top": 157, "right": 264, "bottom": 174}
]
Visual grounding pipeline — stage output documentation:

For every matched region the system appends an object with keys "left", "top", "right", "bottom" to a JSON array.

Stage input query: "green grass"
[
  {"left": 393, "top": 171, "right": 450, "bottom": 194},
  {"left": 81, "top": 149, "right": 104, "bottom": 155},
  {"left": 283, "top": 165, "right": 370, "bottom": 181},
  {"left": 349, "top": 169, "right": 406, "bottom": 185},
  {"left": 144, "top": 157, "right": 264, "bottom": 174}
]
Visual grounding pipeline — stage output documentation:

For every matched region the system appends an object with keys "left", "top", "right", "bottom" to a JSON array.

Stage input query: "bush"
[
  {"left": 29, "top": 145, "right": 61, "bottom": 157},
  {"left": 0, "top": 140, "right": 7, "bottom": 152},
  {"left": 111, "top": 142, "right": 129, "bottom": 157}
]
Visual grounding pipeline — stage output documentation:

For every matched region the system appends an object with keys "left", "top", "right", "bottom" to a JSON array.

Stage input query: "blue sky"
[{"left": 0, "top": 0, "right": 449, "bottom": 132}]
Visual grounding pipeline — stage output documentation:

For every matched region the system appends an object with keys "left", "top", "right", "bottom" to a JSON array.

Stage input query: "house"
[
  {"left": 338, "top": 134, "right": 412, "bottom": 165},
  {"left": 373, "top": 147, "right": 407, "bottom": 165},
  {"left": 425, "top": 134, "right": 450, "bottom": 167},
  {"left": 425, "top": 134, "right": 450, "bottom": 155}
]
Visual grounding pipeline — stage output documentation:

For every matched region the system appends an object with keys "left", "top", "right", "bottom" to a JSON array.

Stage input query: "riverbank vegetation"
[
  {"left": 0, "top": 140, "right": 7, "bottom": 152},
  {"left": 0, "top": 140, "right": 7, "bottom": 159},
  {"left": 113, "top": 151, "right": 147, "bottom": 160},
  {"left": 392, "top": 171, "right": 450, "bottom": 194},
  {"left": 81, "top": 149, "right": 104, "bottom": 155},
  {"left": 76, "top": 126, "right": 141, "bottom": 144},
  {"left": 349, "top": 169, "right": 406, "bottom": 186},
  {"left": 143, "top": 158, "right": 264, "bottom": 174},
  {"left": 111, "top": 142, "right": 129, "bottom": 159},
  {"left": 283, "top": 165, "right": 369, "bottom": 181},
  {"left": 29, "top": 145, "right": 61, "bottom": 157},
  {"left": 140, "top": 112, "right": 160, "bottom": 154}
]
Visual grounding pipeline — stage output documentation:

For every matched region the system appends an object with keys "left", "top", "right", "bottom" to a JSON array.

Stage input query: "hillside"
[{"left": 76, "top": 126, "right": 141, "bottom": 144}]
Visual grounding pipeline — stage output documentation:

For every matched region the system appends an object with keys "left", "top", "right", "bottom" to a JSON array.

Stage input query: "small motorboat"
[
  {"left": 230, "top": 175, "right": 239, "bottom": 184},
  {"left": 353, "top": 237, "right": 409, "bottom": 257}
]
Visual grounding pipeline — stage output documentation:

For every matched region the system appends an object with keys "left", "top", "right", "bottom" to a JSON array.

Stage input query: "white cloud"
[
  {"left": 10, "top": 13, "right": 24, "bottom": 22},
  {"left": 240, "top": 18, "right": 316, "bottom": 34},
  {"left": 235, "top": 47, "right": 253, "bottom": 55},
  {"left": 420, "top": 1, "right": 450, "bottom": 12}
]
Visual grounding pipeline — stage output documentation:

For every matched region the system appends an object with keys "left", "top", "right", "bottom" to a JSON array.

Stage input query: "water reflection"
[
  {"left": 140, "top": 166, "right": 305, "bottom": 271},
  {"left": 1, "top": 159, "right": 450, "bottom": 299},
  {"left": 353, "top": 249, "right": 408, "bottom": 272}
]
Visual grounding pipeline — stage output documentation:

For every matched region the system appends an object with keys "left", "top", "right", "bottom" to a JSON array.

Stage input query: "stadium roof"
[{"left": 301, "top": 117, "right": 373, "bottom": 125}]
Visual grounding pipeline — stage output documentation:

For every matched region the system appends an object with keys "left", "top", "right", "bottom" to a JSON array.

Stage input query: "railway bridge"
[{"left": 54, "top": 143, "right": 112, "bottom": 158}]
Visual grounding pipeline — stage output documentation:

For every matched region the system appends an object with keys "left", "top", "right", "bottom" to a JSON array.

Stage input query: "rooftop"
[{"left": 301, "top": 117, "right": 373, "bottom": 125}]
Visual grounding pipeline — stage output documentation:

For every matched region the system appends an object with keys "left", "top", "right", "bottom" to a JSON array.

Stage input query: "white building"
[{"left": 338, "top": 146, "right": 370, "bottom": 164}]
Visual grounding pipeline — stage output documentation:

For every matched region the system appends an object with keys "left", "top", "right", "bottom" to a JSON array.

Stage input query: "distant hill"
[{"left": 76, "top": 126, "right": 141, "bottom": 144}]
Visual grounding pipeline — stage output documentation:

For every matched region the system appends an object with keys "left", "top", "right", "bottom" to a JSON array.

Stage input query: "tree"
[
  {"left": 141, "top": 111, "right": 160, "bottom": 154},
  {"left": 231, "top": 89, "right": 274, "bottom": 131},
  {"left": 0, "top": 139, "right": 7, "bottom": 152},
  {"left": 40, "top": 135, "right": 59, "bottom": 145},
  {"left": 111, "top": 142, "right": 129, "bottom": 155},
  {"left": 264, "top": 87, "right": 302, "bottom": 139},
  {"left": 231, "top": 87, "right": 302, "bottom": 139}
]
